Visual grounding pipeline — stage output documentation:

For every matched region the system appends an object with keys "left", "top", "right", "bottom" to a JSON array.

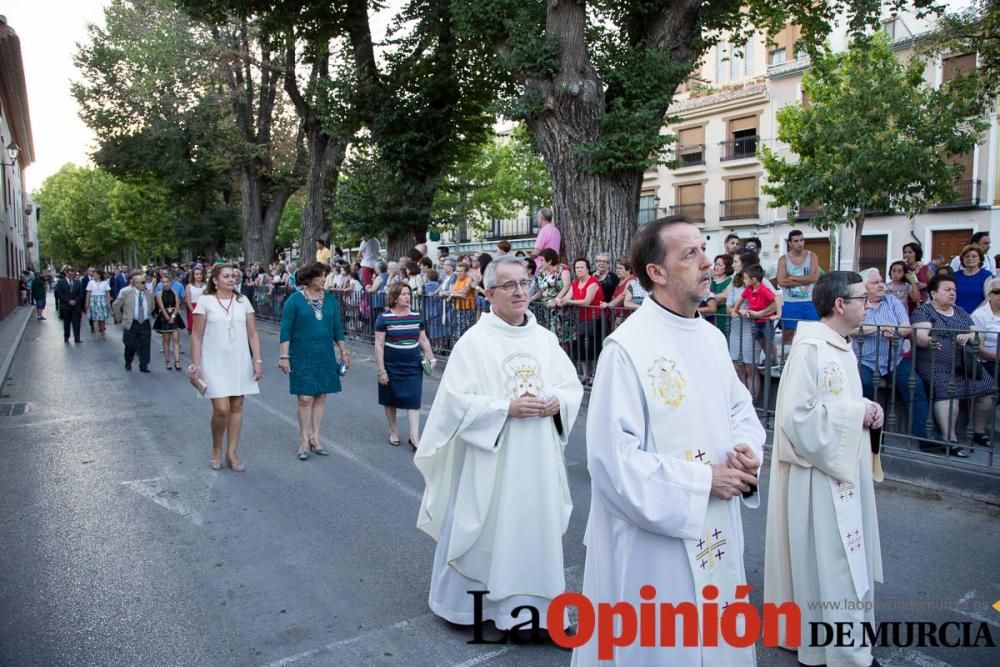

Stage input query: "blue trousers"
[{"left": 859, "top": 358, "right": 929, "bottom": 438}]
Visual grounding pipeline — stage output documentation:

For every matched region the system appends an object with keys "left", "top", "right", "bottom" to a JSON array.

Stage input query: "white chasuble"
[
  {"left": 764, "top": 321, "right": 883, "bottom": 667},
  {"left": 415, "top": 310, "right": 583, "bottom": 629},
  {"left": 573, "top": 298, "right": 764, "bottom": 667}
]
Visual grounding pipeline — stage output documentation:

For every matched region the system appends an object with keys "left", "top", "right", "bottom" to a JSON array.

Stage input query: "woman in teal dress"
[{"left": 278, "top": 262, "right": 351, "bottom": 461}]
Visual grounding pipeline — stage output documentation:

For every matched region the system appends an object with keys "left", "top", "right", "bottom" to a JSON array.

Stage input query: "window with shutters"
[
  {"left": 769, "top": 48, "right": 787, "bottom": 66},
  {"left": 721, "top": 177, "right": 759, "bottom": 220},
  {"left": 722, "top": 116, "right": 759, "bottom": 161},
  {"left": 675, "top": 126, "right": 705, "bottom": 166},
  {"left": 858, "top": 235, "right": 888, "bottom": 274},
  {"left": 672, "top": 183, "right": 705, "bottom": 222}
]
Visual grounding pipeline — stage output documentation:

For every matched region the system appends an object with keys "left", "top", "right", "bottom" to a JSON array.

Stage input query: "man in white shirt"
[{"left": 359, "top": 236, "right": 381, "bottom": 286}]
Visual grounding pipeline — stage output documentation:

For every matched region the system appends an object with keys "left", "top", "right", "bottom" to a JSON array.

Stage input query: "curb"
[{"left": 0, "top": 306, "right": 33, "bottom": 389}]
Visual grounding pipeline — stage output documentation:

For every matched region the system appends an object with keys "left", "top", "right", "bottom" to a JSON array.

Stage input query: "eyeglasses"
[
  {"left": 842, "top": 295, "right": 869, "bottom": 303},
  {"left": 493, "top": 279, "right": 533, "bottom": 293},
  {"left": 990, "top": 290, "right": 1000, "bottom": 295}
]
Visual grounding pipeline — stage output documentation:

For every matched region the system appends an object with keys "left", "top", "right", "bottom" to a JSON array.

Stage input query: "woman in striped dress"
[{"left": 375, "top": 282, "right": 436, "bottom": 451}]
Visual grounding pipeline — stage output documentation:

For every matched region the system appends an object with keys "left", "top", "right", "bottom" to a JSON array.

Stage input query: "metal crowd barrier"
[{"left": 251, "top": 287, "right": 999, "bottom": 473}]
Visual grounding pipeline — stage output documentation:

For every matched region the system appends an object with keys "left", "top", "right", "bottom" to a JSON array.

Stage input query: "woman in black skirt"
[
  {"left": 153, "top": 271, "right": 186, "bottom": 370},
  {"left": 374, "top": 282, "right": 436, "bottom": 450}
]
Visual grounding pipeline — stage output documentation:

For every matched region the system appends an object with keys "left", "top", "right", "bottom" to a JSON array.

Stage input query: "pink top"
[{"left": 533, "top": 223, "right": 562, "bottom": 268}]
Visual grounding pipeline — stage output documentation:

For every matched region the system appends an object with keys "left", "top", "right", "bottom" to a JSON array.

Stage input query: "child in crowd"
[{"left": 734, "top": 263, "right": 778, "bottom": 362}]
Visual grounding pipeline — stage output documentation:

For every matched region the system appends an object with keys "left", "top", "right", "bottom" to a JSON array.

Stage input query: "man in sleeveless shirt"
[{"left": 777, "top": 229, "right": 820, "bottom": 350}]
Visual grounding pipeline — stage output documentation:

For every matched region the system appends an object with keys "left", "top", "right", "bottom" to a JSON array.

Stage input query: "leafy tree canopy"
[{"left": 760, "top": 31, "right": 988, "bottom": 268}]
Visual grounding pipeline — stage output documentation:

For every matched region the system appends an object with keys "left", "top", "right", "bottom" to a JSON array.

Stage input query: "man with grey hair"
[
  {"left": 530, "top": 207, "right": 560, "bottom": 269},
  {"left": 766, "top": 271, "right": 885, "bottom": 667},
  {"left": 416, "top": 254, "right": 583, "bottom": 639},
  {"left": 854, "top": 268, "right": 929, "bottom": 446}
]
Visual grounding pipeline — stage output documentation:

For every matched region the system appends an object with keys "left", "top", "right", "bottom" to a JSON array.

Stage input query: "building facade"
[
  {"left": 649, "top": 10, "right": 999, "bottom": 274},
  {"left": 0, "top": 15, "right": 36, "bottom": 321}
]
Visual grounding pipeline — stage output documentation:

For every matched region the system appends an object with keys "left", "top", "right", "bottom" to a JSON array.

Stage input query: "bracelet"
[
  {"left": 254, "top": 359, "right": 263, "bottom": 364},
  {"left": 279, "top": 355, "right": 290, "bottom": 360},
  {"left": 378, "top": 369, "right": 387, "bottom": 375}
]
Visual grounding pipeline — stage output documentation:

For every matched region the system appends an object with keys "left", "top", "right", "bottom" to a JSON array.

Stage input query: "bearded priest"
[
  {"left": 415, "top": 255, "right": 584, "bottom": 636},
  {"left": 765, "top": 271, "right": 884, "bottom": 667},
  {"left": 573, "top": 218, "right": 764, "bottom": 666}
]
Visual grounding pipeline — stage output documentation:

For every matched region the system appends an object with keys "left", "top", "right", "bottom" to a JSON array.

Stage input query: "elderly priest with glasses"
[{"left": 415, "top": 255, "right": 584, "bottom": 638}]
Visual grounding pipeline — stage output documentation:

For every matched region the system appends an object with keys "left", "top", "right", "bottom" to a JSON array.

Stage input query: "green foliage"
[
  {"left": 35, "top": 165, "right": 127, "bottom": 266},
  {"left": 276, "top": 192, "right": 305, "bottom": 252},
  {"left": 761, "top": 31, "right": 988, "bottom": 240},
  {"left": 923, "top": 0, "right": 1000, "bottom": 114},
  {"left": 72, "top": 0, "right": 239, "bottom": 257},
  {"left": 431, "top": 124, "right": 552, "bottom": 230}
]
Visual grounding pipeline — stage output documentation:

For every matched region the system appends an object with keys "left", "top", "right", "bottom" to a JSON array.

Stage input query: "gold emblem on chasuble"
[
  {"left": 822, "top": 361, "right": 846, "bottom": 396},
  {"left": 502, "top": 353, "right": 544, "bottom": 398},
  {"left": 648, "top": 357, "right": 686, "bottom": 407}
]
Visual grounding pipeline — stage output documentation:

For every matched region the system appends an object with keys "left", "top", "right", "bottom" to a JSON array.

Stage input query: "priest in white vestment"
[
  {"left": 573, "top": 219, "right": 765, "bottom": 667},
  {"left": 415, "top": 255, "right": 583, "bottom": 631},
  {"left": 765, "top": 271, "right": 884, "bottom": 667}
]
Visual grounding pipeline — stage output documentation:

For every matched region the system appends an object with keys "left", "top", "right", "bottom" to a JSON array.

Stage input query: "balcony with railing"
[
  {"left": 720, "top": 197, "right": 760, "bottom": 221},
  {"left": 669, "top": 203, "right": 706, "bottom": 222},
  {"left": 932, "top": 180, "right": 981, "bottom": 210},
  {"left": 796, "top": 203, "right": 823, "bottom": 220},
  {"left": 674, "top": 144, "right": 706, "bottom": 167},
  {"left": 720, "top": 135, "right": 759, "bottom": 162},
  {"left": 483, "top": 217, "right": 538, "bottom": 240}
]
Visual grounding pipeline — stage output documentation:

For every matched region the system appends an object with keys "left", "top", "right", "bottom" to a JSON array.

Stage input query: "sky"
[{"left": 2, "top": 0, "right": 976, "bottom": 195}]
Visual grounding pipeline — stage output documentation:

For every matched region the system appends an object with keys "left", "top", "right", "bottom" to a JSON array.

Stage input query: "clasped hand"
[
  {"left": 508, "top": 396, "right": 560, "bottom": 418},
  {"left": 863, "top": 400, "right": 884, "bottom": 430},
  {"left": 710, "top": 443, "right": 760, "bottom": 500}
]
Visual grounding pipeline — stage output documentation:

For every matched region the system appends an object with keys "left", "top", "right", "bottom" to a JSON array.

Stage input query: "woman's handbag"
[
  {"left": 954, "top": 342, "right": 980, "bottom": 380},
  {"left": 421, "top": 356, "right": 434, "bottom": 376}
]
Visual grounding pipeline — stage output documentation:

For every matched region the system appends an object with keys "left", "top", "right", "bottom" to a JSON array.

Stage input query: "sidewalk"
[{"left": 0, "top": 305, "right": 32, "bottom": 391}]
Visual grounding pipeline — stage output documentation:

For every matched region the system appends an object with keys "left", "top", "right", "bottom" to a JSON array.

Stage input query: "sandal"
[
  {"left": 210, "top": 457, "right": 223, "bottom": 470},
  {"left": 174, "top": 362, "right": 182, "bottom": 371},
  {"left": 388, "top": 436, "right": 401, "bottom": 447},
  {"left": 227, "top": 457, "right": 246, "bottom": 472},
  {"left": 409, "top": 437, "right": 418, "bottom": 452},
  {"left": 309, "top": 437, "right": 329, "bottom": 456},
  {"left": 298, "top": 449, "right": 309, "bottom": 461}
]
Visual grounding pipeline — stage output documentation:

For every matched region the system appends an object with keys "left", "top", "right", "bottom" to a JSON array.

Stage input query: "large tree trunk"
[
  {"left": 299, "top": 127, "right": 348, "bottom": 263},
  {"left": 240, "top": 165, "right": 269, "bottom": 265},
  {"left": 521, "top": 0, "right": 642, "bottom": 262},
  {"left": 386, "top": 226, "right": 428, "bottom": 261}
]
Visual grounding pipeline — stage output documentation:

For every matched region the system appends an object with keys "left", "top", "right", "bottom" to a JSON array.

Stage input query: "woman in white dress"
[
  {"left": 185, "top": 266, "right": 207, "bottom": 332},
  {"left": 189, "top": 264, "right": 264, "bottom": 471},
  {"left": 84, "top": 270, "right": 113, "bottom": 340}
]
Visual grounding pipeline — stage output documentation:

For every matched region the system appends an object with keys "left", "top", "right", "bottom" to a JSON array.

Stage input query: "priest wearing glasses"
[
  {"left": 574, "top": 217, "right": 764, "bottom": 667},
  {"left": 415, "top": 255, "right": 583, "bottom": 636}
]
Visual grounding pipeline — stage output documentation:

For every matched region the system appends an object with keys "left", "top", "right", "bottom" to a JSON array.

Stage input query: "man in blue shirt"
[{"left": 854, "top": 269, "right": 930, "bottom": 444}]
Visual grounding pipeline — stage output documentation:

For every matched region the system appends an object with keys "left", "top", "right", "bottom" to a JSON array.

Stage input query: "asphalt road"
[{"left": 1, "top": 306, "right": 998, "bottom": 666}]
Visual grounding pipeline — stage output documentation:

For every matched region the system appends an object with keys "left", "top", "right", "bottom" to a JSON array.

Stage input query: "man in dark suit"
[
  {"left": 111, "top": 264, "right": 129, "bottom": 300},
  {"left": 111, "top": 271, "right": 154, "bottom": 372},
  {"left": 54, "top": 267, "right": 85, "bottom": 343}
]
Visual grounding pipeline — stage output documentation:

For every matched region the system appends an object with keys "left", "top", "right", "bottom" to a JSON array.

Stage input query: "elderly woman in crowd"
[
  {"left": 972, "top": 276, "right": 1000, "bottom": 385},
  {"left": 445, "top": 260, "right": 476, "bottom": 338},
  {"left": 593, "top": 253, "right": 619, "bottom": 303},
  {"left": 279, "top": 262, "right": 350, "bottom": 461},
  {"left": 854, "top": 268, "right": 930, "bottom": 446},
  {"left": 911, "top": 273, "right": 996, "bottom": 458},
  {"left": 534, "top": 247, "right": 575, "bottom": 346},
  {"left": 189, "top": 264, "right": 263, "bottom": 471},
  {"left": 375, "top": 282, "right": 435, "bottom": 450},
  {"left": 601, "top": 257, "right": 637, "bottom": 330},
  {"left": 954, "top": 244, "right": 992, "bottom": 315}
]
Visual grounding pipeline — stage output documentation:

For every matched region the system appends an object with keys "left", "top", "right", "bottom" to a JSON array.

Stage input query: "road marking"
[
  {"left": 957, "top": 590, "right": 975, "bottom": 605},
  {"left": 121, "top": 476, "right": 204, "bottom": 525},
  {"left": 248, "top": 396, "right": 422, "bottom": 501},
  {"left": 263, "top": 563, "right": 585, "bottom": 667}
]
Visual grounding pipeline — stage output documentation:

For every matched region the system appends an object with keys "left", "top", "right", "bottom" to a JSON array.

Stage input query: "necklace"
[
  {"left": 305, "top": 290, "right": 324, "bottom": 320},
  {"left": 216, "top": 293, "right": 237, "bottom": 341}
]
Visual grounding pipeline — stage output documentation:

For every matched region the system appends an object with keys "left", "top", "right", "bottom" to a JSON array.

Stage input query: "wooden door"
[
  {"left": 859, "top": 234, "right": 888, "bottom": 274},
  {"left": 932, "top": 229, "right": 974, "bottom": 264},
  {"left": 804, "top": 238, "right": 831, "bottom": 271}
]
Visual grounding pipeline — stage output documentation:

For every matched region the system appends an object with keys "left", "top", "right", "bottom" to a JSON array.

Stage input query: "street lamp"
[{"left": 2, "top": 142, "right": 19, "bottom": 167}]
